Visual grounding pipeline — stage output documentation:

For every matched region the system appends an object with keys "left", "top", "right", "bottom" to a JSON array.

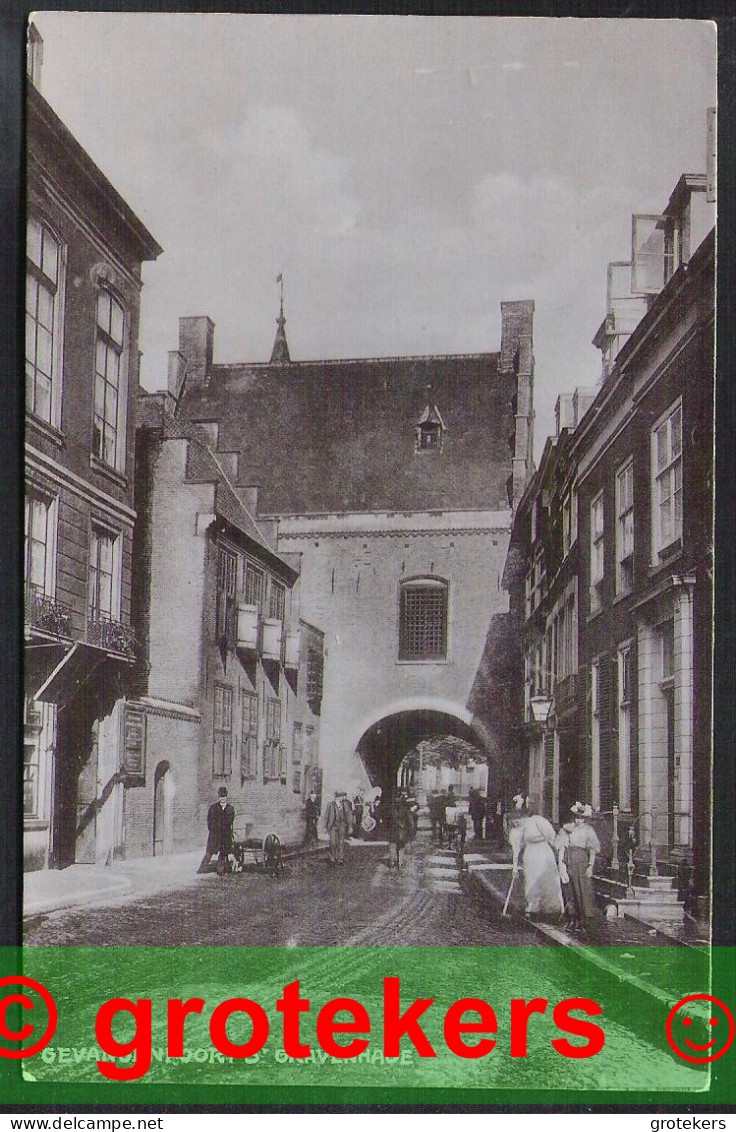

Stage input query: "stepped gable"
[
  {"left": 161, "top": 409, "right": 288, "bottom": 568},
  {"left": 179, "top": 350, "right": 516, "bottom": 515}
]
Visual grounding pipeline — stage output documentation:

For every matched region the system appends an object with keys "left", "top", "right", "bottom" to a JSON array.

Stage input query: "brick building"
[
  {"left": 167, "top": 299, "right": 536, "bottom": 805},
  {"left": 132, "top": 392, "right": 324, "bottom": 851},
  {"left": 24, "top": 67, "right": 162, "bottom": 869},
  {"left": 505, "top": 175, "right": 715, "bottom": 910}
]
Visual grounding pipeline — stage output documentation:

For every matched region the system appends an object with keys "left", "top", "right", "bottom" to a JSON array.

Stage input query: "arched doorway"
[{"left": 153, "top": 761, "right": 174, "bottom": 856}]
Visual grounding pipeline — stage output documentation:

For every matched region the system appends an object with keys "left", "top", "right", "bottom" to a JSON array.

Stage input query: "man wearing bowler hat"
[{"left": 197, "top": 786, "right": 235, "bottom": 876}]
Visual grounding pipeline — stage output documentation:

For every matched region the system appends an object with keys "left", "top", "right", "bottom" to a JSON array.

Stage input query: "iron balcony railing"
[
  {"left": 86, "top": 614, "right": 137, "bottom": 658},
  {"left": 24, "top": 584, "right": 74, "bottom": 639}
]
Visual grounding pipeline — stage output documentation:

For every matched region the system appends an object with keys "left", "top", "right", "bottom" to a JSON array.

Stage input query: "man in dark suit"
[{"left": 197, "top": 786, "right": 235, "bottom": 875}]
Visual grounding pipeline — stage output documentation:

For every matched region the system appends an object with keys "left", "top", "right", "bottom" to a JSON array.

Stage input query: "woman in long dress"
[
  {"left": 556, "top": 802, "right": 600, "bottom": 930},
  {"left": 508, "top": 795, "right": 564, "bottom": 917}
]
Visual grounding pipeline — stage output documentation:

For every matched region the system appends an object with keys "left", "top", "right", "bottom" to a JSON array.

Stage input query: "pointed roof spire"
[{"left": 270, "top": 273, "right": 291, "bottom": 364}]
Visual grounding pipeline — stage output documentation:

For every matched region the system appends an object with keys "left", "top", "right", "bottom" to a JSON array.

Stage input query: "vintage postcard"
[{"left": 11, "top": 11, "right": 727, "bottom": 1107}]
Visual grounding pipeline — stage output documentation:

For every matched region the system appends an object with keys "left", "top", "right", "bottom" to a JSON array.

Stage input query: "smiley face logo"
[{"left": 665, "top": 994, "right": 735, "bottom": 1063}]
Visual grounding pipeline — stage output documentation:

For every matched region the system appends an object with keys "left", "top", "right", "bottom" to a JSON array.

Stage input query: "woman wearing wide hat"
[{"left": 556, "top": 802, "right": 601, "bottom": 930}]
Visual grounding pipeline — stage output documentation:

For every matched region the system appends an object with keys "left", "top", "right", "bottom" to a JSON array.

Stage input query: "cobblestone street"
[{"left": 25, "top": 836, "right": 541, "bottom": 947}]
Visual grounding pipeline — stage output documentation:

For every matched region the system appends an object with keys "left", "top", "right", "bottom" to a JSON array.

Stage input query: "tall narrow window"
[
  {"left": 292, "top": 722, "right": 303, "bottom": 792},
  {"left": 216, "top": 545, "right": 237, "bottom": 644},
  {"left": 240, "top": 692, "right": 258, "bottom": 780},
  {"left": 399, "top": 578, "right": 448, "bottom": 660},
  {"left": 244, "top": 561, "right": 265, "bottom": 612},
  {"left": 213, "top": 683, "right": 233, "bottom": 776},
  {"left": 26, "top": 218, "right": 62, "bottom": 425},
  {"left": 88, "top": 526, "right": 118, "bottom": 621},
  {"left": 93, "top": 289, "right": 126, "bottom": 470},
  {"left": 25, "top": 492, "right": 51, "bottom": 596},
  {"left": 591, "top": 660, "right": 601, "bottom": 810},
  {"left": 617, "top": 645, "right": 632, "bottom": 811},
  {"left": 616, "top": 461, "right": 634, "bottom": 595},
  {"left": 652, "top": 401, "right": 683, "bottom": 556},
  {"left": 590, "top": 493, "right": 605, "bottom": 613},
  {"left": 264, "top": 698, "right": 281, "bottom": 781},
  {"left": 562, "top": 484, "right": 578, "bottom": 557},
  {"left": 269, "top": 579, "right": 286, "bottom": 621}
]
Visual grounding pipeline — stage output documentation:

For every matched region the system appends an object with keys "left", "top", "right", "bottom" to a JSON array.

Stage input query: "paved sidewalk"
[
  {"left": 24, "top": 841, "right": 330, "bottom": 919},
  {"left": 452, "top": 839, "right": 709, "bottom": 1012}
]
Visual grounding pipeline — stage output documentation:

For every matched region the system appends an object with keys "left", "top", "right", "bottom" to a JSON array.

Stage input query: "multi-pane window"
[
  {"left": 213, "top": 683, "right": 233, "bottom": 776},
  {"left": 292, "top": 724, "right": 303, "bottom": 792},
  {"left": 25, "top": 492, "right": 52, "bottom": 596},
  {"left": 88, "top": 527, "right": 118, "bottom": 621},
  {"left": 264, "top": 698, "right": 281, "bottom": 781},
  {"left": 526, "top": 547, "right": 546, "bottom": 617},
  {"left": 244, "top": 562, "right": 265, "bottom": 612},
  {"left": 562, "top": 484, "right": 578, "bottom": 557},
  {"left": 93, "top": 289, "right": 126, "bottom": 469},
  {"left": 399, "top": 578, "right": 448, "bottom": 660},
  {"left": 26, "top": 219, "right": 62, "bottom": 426},
  {"left": 617, "top": 644, "right": 632, "bottom": 812},
  {"left": 590, "top": 493, "right": 605, "bottom": 612},
  {"left": 616, "top": 461, "right": 634, "bottom": 595},
  {"left": 269, "top": 580, "right": 286, "bottom": 621},
  {"left": 23, "top": 697, "right": 44, "bottom": 819},
  {"left": 216, "top": 545, "right": 237, "bottom": 644},
  {"left": 652, "top": 401, "right": 683, "bottom": 555},
  {"left": 240, "top": 692, "right": 258, "bottom": 780}
]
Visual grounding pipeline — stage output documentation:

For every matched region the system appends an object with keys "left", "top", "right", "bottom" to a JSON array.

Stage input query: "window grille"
[{"left": 399, "top": 579, "right": 448, "bottom": 660}]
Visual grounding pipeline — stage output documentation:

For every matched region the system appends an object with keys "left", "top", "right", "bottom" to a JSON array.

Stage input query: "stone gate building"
[{"left": 168, "top": 299, "right": 536, "bottom": 805}]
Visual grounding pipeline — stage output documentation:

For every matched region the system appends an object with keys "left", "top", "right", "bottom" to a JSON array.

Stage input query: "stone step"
[
  {"left": 613, "top": 896, "right": 686, "bottom": 924},
  {"left": 631, "top": 885, "right": 680, "bottom": 902}
]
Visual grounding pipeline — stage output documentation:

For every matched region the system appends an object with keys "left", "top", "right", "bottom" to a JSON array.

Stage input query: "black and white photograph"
[{"left": 16, "top": 11, "right": 724, "bottom": 1100}]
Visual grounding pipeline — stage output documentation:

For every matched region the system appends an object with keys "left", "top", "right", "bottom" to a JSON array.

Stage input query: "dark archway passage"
[{"left": 356, "top": 709, "right": 486, "bottom": 800}]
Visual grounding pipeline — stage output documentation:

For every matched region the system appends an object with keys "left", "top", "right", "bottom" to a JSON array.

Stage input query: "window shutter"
[{"left": 598, "top": 654, "right": 613, "bottom": 811}]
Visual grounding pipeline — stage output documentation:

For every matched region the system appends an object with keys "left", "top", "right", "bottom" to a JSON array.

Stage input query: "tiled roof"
[{"left": 180, "top": 352, "right": 516, "bottom": 514}]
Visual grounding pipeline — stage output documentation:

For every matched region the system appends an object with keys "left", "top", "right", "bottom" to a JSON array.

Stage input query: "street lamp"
[{"left": 529, "top": 695, "right": 553, "bottom": 725}]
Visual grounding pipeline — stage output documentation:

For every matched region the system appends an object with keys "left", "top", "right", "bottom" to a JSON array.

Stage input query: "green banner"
[{"left": 1, "top": 946, "right": 734, "bottom": 1106}]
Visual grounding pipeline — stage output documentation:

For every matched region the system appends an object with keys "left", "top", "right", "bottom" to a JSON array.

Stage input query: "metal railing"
[
  {"left": 86, "top": 614, "right": 137, "bottom": 658},
  {"left": 596, "top": 805, "right": 661, "bottom": 898},
  {"left": 24, "top": 585, "right": 74, "bottom": 638}
]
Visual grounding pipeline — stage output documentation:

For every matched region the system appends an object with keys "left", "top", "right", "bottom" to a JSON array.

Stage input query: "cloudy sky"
[{"left": 33, "top": 14, "right": 716, "bottom": 458}]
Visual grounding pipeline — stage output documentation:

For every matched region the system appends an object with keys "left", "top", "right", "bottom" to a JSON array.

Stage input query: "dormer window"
[{"left": 414, "top": 402, "right": 446, "bottom": 454}]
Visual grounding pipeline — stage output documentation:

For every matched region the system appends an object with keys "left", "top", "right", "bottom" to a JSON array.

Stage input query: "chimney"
[
  {"left": 573, "top": 388, "right": 597, "bottom": 426},
  {"left": 555, "top": 394, "right": 575, "bottom": 435},
  {"left": 179, "top": 316, "right": 215, "bottom": 389},
  {"left": 27, "top": 23, "right": 43, "bottom": 89},
  {"left": 500, "top": 300, "right": 535, "bottom": 511}
]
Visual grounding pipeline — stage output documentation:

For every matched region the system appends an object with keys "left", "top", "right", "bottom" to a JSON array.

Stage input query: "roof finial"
[{"left": 270, "top": 273, "right": 291, "bottom": 364}]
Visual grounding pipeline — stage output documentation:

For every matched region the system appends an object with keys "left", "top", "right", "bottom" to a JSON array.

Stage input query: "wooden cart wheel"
[{"left": 262, "top": 833, "right": 284, "bottom": 874}]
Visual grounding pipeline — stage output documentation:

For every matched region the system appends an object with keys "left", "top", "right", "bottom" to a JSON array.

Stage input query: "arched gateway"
[{"left": 353, "top": 700, "right": 489, "bottom": 799}]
